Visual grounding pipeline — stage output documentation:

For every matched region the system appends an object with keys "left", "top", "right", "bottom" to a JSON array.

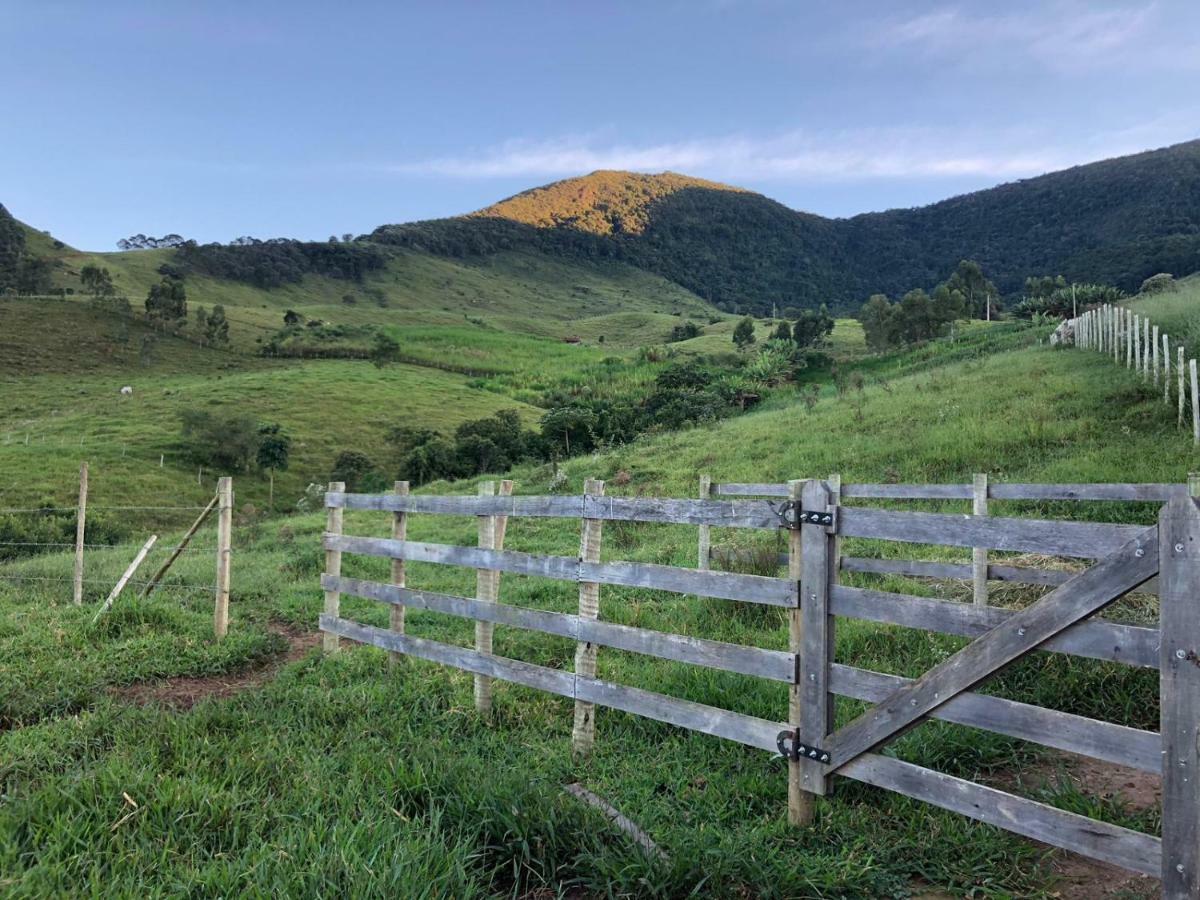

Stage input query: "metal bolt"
[
  {"left": 1018, "top": 628, "right": 1026, "bottom": 636},
  {"left": 1178, "top": 649, "right": 1188, "bottom": 660},
  {"left": 1135, "top": 548, "right": 1145, "bottom": 558},
  {"left": 1177, "top": 543, "right": 1186, "bottom": 553},
  {"left": 1178, "top": 864, "right": 1186, "bottom": 874}
]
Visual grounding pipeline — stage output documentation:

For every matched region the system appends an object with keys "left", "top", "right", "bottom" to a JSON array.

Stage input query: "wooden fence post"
[
  {"left": 73, "top": 461, "right": 88, "bottom": 605},
  {"left": 1113, "top": 306, "right": 1120, "bottom": 363},
  {"left": 697, "top": 474, "right": 712, "bottom": 581},
  {"left": 973, "top": 473, "right": 989, "bottom": 606},
  {"left": 472, "top": 479, "right": 513, "bottom": 714},
  {"left": 828, "top": 472, "right": 842, "bottom": 580},
  {"left": 573, "top": 477, "right": 605, "bottom": 755},
  {"left": 322, "top": 481, "right": 345, "bottom": 654},
  {"left": 1144, "top": 318, "right": 1152, "bottom": 379},
  {"left": 1126, "top": 309, "right": 1133, "bottom": 368},
  {"left": 796, "top": 478, "right": 835, "bottom": 814},
  {"left": 1134, "top": 315, "right": 1142, "bottom": 374},
  {"left": 787, "top": 479, "right": 807, "bottom": 825},
  {"left": 1164, "top": 334, "right": 1172, "bottom": 404},
  {"left": 389, "top": 480, "right": 409, "bottom": 669},
  {"left": 1158, "top": 492, "right": 1200, "bottom": 898},
  {"left": 214, "top": 476, "right": 233, "bottom": 639},
  {"left": 1180, "top": 347, "right": 1187, "bottom": 427},
  {"left": 1153, "top": 325, "right": 1161, "bottom": 385},
  {"left": 1191, "top": 360, "right": 1199, "bottom": 446}
]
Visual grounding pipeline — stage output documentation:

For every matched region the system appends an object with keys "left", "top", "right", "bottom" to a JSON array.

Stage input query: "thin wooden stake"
[
  {"left": 1153, "top": 325, "right": 1161, "bottom": 385},
  {"left": 573, "top": 477, "right": 605, "bottom": 755},
  {"left": 1180, "top": 347, "right": 1187, "bottom": 427},
  {"left": 91, "top": 535, "right": 157, "bottom": 623},
  {"left": 73, "top": 462, "right": 88, "bottom": 605},
  {"left": 141, "top": 492, "right": 218, "bottom": 597},
  {"left": 1191, "top": 360, "right": 1199, "bottom": 446},
  {"left": 972, "top": 473, "right": 989, "bottom": 606},
  {"left": 214, "top": 476, "right": 233, "bottom": 639},
  {"left": 388, "top": 480, "right": 409, "bottom": 669},
  {"left": 697, "top": 474, "right": 712, "bottom": 586},
  {"left": 1164, "top": 333, "right": 1172, "bottom": 405},
  {"left": 322, "top": 481, "right": 345, "bottom": 654},
  {"left": 1144, "top": 317, "right": 1152, "bottom": 379}
]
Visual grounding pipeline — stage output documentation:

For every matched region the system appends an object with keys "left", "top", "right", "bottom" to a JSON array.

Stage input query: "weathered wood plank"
[
  {"left": 324, "top": 535, "right": 798, "bottom": 606},
  {"left": 827, "top": 526, "right": 1159, "bottom": 770},
  {"left": 830, "top": 664, "right": 1160, "bottom": 773},
  {"left": 319, "top": 614, "right": 786, "bottom": 754},
  {"left": 574, "top": 677, "right": 783, "bottom": 753},
  {"left": 787, "top": 480, "right": 807, "bottom": 827},
  {"left": 322, "top": 481, "right": 345, "bottom": 654},
  {"left": 798, "top": 478, "right": 835, "bottom": 796},
  {"left": 840, "top": 753, "right": 1161, "bottom": 877},
  {"left": 327, "top": 575, "right": 795, "bottom": 681},
  {"left": 840, "top": 555, "right": 1075, "bottom": 587},
  {"left": 713, "top": 483, "right": 790, "bottom": 497},
  {"left": 326, "top": 492, "right": 583, "bottom": 518},
  {"left": 1158, "top": 495, "right": 1200, "bottom": 897},
  {"left": 988, "top": 483, "right": 1180, "bottom": 501},
  {"left": 388, "top": 480, "right": 408, "bottom": 669},
  {"left": 582, "top": 496, "right": 780, "bottom": 529},
  {"left": 838, "top": 506, "right": 1146, "bottom": 558},
  {"left": 842, "top": 483, "right": 973, "bottom": 499},
  {"left": 831, "top": 583, "right": 1158, "bottom": 668}
]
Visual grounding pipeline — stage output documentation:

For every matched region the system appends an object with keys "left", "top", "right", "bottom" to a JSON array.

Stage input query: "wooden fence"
[
  {"left": 701, "top": 475, "right": 1186, "bottom": 606},
  {"left": 1073, "top": 302, "right": 1199, "bottom": 443},
  {"left": 319, "top": 479, "right": 1199, "bottom": 896}
]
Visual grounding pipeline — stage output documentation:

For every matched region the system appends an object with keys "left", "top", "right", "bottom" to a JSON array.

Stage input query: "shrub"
[
  {"left": 179, "top": 409, "right": 260, "bottom": 471},
  {"left": 667, "top": 321, "right": 701, "bottom": 342},
  {"left": 1140, "top": 272, "right": 1175, "bottom": 295}
]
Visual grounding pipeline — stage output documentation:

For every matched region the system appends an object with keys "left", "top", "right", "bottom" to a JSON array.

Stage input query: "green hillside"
[
  {"left": 1, "top": 333, "right": 1188, "bottom": 897},
  {"left": 373, "top": 140, "right": 1200, "bottom": 313}
]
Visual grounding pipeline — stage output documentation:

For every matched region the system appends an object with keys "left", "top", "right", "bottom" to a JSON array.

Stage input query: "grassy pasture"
[{"left": 0, "top": 337, "right": 1184, "bottom": 896}]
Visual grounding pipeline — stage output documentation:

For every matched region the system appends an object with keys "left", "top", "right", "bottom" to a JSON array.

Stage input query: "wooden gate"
[{"left": 318, "top": 479, "right": 1200, "bottom": 898}]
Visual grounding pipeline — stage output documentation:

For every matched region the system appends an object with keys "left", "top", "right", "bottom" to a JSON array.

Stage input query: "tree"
[
  {"left": 793, "top": 305, "right": 834, "bottom": 348},
  {"left": 771, "top": 321, "right": 793, "bottom": 342},
  {"left": 145, "top": 277, "right": 187, "bottom": 324},
  {"left": 733, "top": 316, "right": 756, "bottom": 349},
  {"left": 257, "top": 423, "right": 290, "bottom": 471},
  {"left": 859, "top": 294, "right": 902, "bottom": 352},
  {"left": 80, "top": 264, "right": 115, "bottom": 298},
  {"left": 179, "top": 409, "right": 260, "bottom": 471},
  {"left": 283, "top": 309, "right": 302, "bottom": 326},
  {"left": 193, "top": 306, "right": 209, "bottom": 342},
  {"left": 330, "top": 450, "right": 377, "bottom": 490},
  {"left": 206, "top": 304, "right": 230, "bottom": 346},
  {"left": 370, "top": 331, "right": 401, "bottom": 367},
  {"left": 942, "top": 260, "right": 997, "bottom": 319}
]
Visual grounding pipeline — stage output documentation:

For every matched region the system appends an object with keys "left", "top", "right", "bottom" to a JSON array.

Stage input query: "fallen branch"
[{"left": 564, "top": 782, "right": 667, "bottom": 861}]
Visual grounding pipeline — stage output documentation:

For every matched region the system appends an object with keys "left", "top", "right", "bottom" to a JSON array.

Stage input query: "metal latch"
[
  {"left": 768, "top": 501, "right": 835, "bottom": 530},
  {"left": 776, "top": 729, "right": 831, "bottom": 764}
]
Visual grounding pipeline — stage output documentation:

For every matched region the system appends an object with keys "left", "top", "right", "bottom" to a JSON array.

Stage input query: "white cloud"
[
  {"left": 871, "top": 2, "right": 1159, "bottom": 71},
  {"left": 381, "top": 122, "right": 1194, "bottom": 184}
]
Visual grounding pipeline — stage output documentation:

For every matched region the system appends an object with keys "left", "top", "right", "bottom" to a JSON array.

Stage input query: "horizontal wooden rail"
[
  {"left": 324, "top": 535, "right": 798, "bottom": 607},
  {"left": 839, "top": 753, "right": 1160, "bottom": 877},
  {"left": 323, "top": 575, "right": 795, "bottom": 681},
  {"left": 319, "top": 614, "right": 786, "bottom": 752},
  {"left": 714, "top": 482, "right": 1180, "bottom": 502},
  {"left": 838, "top": 508, "right": 1149, "bottom": 558},
  {"left": 830, "top": 584, "right": 1158, "bottom": 668},
  {"left": 841, "top": 555, "right": 1075, "bottom": 587},
  {"left": 325, "top": 492, "right": 783, "bottom": 530},
  {"left": 830, "top": 664, "right": 1160, "bottom": 773}
]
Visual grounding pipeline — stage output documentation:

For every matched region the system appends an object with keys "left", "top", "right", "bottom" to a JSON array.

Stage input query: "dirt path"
[
  {"left": 111, "top": 625, "right": 320, "bottom": 710},
  {"left": 986, "top": 752, "right": 1160, "bottom": 899}
]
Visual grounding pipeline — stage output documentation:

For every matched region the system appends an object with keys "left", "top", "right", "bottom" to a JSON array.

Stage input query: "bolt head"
[
  {"left": 1177, "top": 543, "right": 1186, "bottom": 553},
  {"left": 1178, "top": 649, "right": 1188, "bottom": 660},
  {"left": 1135, "top": 548, "right": 1145, "bottom": 558}
]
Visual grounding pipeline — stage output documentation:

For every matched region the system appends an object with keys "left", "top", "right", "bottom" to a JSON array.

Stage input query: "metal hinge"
[{"left": 776, "top": 729, "right": 831, "bottom": 764}]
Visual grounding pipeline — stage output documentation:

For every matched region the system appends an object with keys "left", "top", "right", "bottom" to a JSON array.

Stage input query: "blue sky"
[{"left": 3, "top": 0, "right": 1199, "bottom": 250}]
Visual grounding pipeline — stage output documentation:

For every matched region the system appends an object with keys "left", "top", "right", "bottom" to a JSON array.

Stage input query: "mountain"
[{"left": 373, "top": 140, "right": 1200, "bottom": 313}]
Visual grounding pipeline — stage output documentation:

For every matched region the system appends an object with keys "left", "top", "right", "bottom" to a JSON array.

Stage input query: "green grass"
[
  {"left": 1, "top": 335, "right": 1184, "bottom": 896},
  {"left": 1121, "top": 274, "right": 1200, "bottom": 358}
]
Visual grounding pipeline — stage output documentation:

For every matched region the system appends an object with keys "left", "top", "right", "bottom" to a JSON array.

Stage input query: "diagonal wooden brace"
[{"left": 826, "top": 525, "right": 1158, "bottom": 771}]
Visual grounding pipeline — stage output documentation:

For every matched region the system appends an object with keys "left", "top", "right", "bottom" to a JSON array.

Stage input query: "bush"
[
  {"left": 1140, "top": 272, "right": 1175, "bottom": 295},
  {"left": 179, "top": 409, "right": 260, "bottom": 471},
  {"left": 667, "top": 321, "right": 701, "bottom": 342},
  {"left": 330, "top": 450, "right": 378, "bottom": 490}
]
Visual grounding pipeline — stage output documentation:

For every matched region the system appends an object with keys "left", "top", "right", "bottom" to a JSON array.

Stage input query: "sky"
[{"left": 3, "top": 0, "right": 1199, "bottom": 250}]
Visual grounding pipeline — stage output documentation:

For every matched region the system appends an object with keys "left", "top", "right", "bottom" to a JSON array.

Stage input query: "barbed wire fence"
[{"left": 0, "top": 465, "right": 235, "bottom": 637}]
